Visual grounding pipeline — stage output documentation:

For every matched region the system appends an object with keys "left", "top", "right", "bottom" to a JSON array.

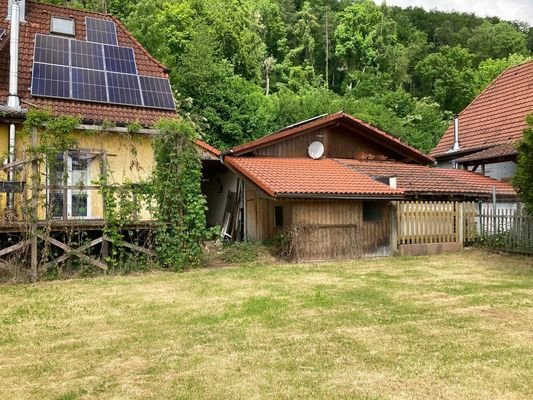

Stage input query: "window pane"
[{"left": 71, "top": 193, "right": 88, "bottom": 217}]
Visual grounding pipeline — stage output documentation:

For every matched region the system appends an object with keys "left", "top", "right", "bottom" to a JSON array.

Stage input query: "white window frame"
[{"left": 50, "top": 16, "right": 75, "bottom": 36}]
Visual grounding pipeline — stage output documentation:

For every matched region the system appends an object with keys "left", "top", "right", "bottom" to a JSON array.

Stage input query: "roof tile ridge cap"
[
  {"left": 230, "top": 113, "right": 337, "bottom": 153},
  {"left": 431, "top": 60, "right": 533, "bottom": 155},
  {"left": 110, "top": 15, "right": 169, "bottom": 73},
  {"left": 343, "top": 114, "right": 434, "bottom": 162},
  {"left": 30, "top": 0, "right": 112, "bottom": 18}
]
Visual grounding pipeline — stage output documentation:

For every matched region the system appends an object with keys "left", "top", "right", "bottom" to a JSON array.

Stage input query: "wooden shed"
[{"left": 223, "top": 112, "right": 517, "bottom": 261}]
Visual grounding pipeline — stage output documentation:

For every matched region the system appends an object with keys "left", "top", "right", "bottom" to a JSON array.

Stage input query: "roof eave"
[{"left": 275, "top": 193, "right": 405, "bottom": 200}]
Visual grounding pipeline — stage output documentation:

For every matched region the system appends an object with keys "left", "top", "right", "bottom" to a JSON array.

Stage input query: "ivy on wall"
[
  {"left": 152, "top": 118, "right": 207, "bottom": 271},
  {"left": 17, "top": 111, "right": 208, "bottom": 274}
]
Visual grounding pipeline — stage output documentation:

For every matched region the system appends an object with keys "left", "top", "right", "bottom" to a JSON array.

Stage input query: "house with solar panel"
[
  {"left": 0, "top": 0, "right": 214, "bottom": 274},
  {"left": 221, "top": 112, "right": 517, "bottom": 261}
]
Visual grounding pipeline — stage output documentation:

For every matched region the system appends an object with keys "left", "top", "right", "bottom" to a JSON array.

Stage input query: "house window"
[
  {"left": 48, "top": 151, "right": 91, "bottom": 219},
  {"left": 274, "top": 206, "right": 284, "bottom": 227},
  {"left": 363, "top": 202, "right": 383, "bottom": 222},
  {"left": 51, "top": 17, "right": 75, "bottom": 36}
]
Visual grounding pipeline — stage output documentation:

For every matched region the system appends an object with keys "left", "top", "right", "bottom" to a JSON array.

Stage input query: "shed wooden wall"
[
  {"left": 244, "top": 185, "right": 392, "bottom": 260},
  {"left": 252, "top": 126, "right": 398, "bottom": 160}
]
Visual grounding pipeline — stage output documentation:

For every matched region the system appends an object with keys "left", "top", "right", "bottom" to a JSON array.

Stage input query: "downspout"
[
  {"left": 7, "top": 0, "right": 22, "bottom": 210},
  {"left": 452, "top": 114, "right": 460, "bottom": 152},
  {"left": 450, "top": 114, "right": 460, "bottom": 169},
  {"left": 7, "top": 0, "right": 21, "bottom": 110}
]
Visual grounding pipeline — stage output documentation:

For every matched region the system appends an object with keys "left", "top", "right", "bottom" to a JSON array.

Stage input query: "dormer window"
[{"left": 51, "top": 17, "right": 75, "bottom": 36}]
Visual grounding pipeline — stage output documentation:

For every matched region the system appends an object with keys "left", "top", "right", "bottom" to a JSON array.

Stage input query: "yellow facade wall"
[{"left": 0, "top": 125, "right": 155, "bottom": 222}]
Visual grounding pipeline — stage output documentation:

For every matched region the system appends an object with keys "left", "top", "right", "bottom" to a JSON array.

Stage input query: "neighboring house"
[
  {"left": 431, "top": 60, "right": 533, "bottom": 182},
  {"left": 222, "top": 112, "right": 516, "bottom": 260}
]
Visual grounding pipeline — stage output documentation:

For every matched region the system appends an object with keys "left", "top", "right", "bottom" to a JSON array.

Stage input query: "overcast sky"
[{"left": 373, "top": 0, "right": 533, "bottom": 25}]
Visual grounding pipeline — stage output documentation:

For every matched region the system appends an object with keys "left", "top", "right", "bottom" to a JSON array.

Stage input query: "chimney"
[
  {"left": 451, "top": 114, "right": 460, "bottom": 152},
  {"left": 389, "top": 176, "right": 397, "bottom": 189},
  {"left": 7, "top": 0, "right": 25, "bottom": 21},
  {"left": 6, "top": 0, "right": 23, "bottom": 110}
]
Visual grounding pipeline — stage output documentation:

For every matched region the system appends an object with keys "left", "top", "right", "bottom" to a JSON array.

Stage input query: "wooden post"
[
  {"left": 100, "top": 152, "right": 109, "bottom": 263},
  {"left": 390, "top": 202, "right": 398, "bottom": 255},
  {"left": 62, "top": 151, "right": 68, "bottom": 220},
  {"left": 31, "top": 127, "right": 39, "bottom": 279},
  {"left": 457, "top": 202, "right": 464, "bottom": 249}
]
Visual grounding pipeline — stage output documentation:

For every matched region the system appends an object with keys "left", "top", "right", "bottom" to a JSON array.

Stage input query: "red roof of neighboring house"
[
  {"left": 432, "top": 61, "right": 533, "bottom": 158},
  {"left": 224, "top": 157, "right": 404, "bottom": 199},
  {"left": 0, "top": 0, "right": 176, "bottom": 126},
  {"left": 231, "top": 112, "right": 435, "bottom": 165},
  {"left": 339, "top": 160, "right": 517, "bottom": 198},
  {"left": 454, "top": 143, "right": 518, "bottom": 164}
]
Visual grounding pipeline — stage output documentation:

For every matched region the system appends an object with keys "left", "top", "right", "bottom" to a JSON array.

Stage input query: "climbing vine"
[
  {"left": 152, "top": 118, "right": 207, "bottom": 270},
  {"left": 4, "top": 111, "right": 208, "bottom": 279}
]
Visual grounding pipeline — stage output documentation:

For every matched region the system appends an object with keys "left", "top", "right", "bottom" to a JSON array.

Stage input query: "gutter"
[{"left": 276, "top": 193, "right": 405, "bottom": 201}]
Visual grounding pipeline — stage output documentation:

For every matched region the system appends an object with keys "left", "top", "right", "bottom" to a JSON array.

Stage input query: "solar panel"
[
  {"left": 31, "top": 29, "right": 176, "bottom": 111},
  {"left": 31, "top": 63, "right": 70, "bottom": 98},
  {"left": 139, "top": 76, "right": 175, "bottom": 110},
  {"left": 106, "top": 72, "right": 143, "bottom": 106},
  {"left": 72, "top": 68, "right": 108, "bottom": 102},
  {"left": 34, "top": 34, "right": 70, "bottom": 66},
  {"left": 104, "top": 45, "right": 137, "bottom": 74},
  {"left": 71, "top": 40, "right": 105, "bottom": 70},
  {"left": 86, "top": 17, "right": 117, "bottom": 45}
]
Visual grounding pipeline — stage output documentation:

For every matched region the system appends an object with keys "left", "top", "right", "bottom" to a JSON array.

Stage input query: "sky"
[{"left": 373, "top": 0, "right": 533, "bottom": 25}]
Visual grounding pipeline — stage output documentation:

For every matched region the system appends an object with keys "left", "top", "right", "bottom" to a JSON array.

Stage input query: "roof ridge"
[
  {"left": 457, "top": 59, "right": 533, "bottom": 121},
  {"left": 27, "top": 0, "right": 112, "bottom": 19}
]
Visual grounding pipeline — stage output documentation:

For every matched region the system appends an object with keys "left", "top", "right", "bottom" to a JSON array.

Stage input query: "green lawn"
[{"left": 0, "top": 251, "right": 532, "bottom": 399}]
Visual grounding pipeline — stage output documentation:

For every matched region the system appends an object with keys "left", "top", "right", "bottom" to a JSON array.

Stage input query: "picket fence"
[
  {"left": 479, "top": 208, "right": 533, "bottom": 255},
  {"left": 397, "top": 201, "right": 477, "bottom": 245}
]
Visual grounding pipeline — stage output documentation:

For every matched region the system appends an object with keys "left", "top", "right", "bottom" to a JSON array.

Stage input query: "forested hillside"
[{"left": 45, "top": 0, "right": 532, "bottom": 152}]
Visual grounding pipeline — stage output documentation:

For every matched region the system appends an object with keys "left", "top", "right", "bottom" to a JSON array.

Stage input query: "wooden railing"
[
  {"left": 397, "top": 201, "right": 477, "bottom": 245},
  {"left": 479, "top": 208, "right": 533, "bottom": 255}
]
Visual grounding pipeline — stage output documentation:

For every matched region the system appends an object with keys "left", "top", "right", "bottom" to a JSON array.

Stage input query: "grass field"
[{"left": 0, "top": 250, "right": 532, "bottom": 399}]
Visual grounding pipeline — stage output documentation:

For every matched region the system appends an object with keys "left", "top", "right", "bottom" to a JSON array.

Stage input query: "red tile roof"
[
  {"left": 224, "top": 157, "right": 404, "bottom": 199},
  {"left": 432, "top": 61, "right": 533, "bottom": 157},
  {"left": 231, "top": 112, "right": 435, "bottom": 165},
  {"left": 454, "top": 143, "right": 518, "bottom": 164},
  {"left": 339, "top": 159, "right": 517, "bottom": 198},
  {"left": 195, "top": 139, "right": 221, "bottom": 157},
  {"left": 0, "top": 0, "right": 176, "bottom": 126}
]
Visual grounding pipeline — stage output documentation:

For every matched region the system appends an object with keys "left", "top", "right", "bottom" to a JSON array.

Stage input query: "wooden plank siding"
[
  {"left": 253, "top": 126, "right": 396, "bottom": 160},
  {"left": 244, "top": 186, "right": 393, "bottom": 261}
]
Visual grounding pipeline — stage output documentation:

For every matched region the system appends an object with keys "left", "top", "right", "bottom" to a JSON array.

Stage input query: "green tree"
[
  {"left": 468, "top": 21, "right": 529, "bottom": 63},
  {"left": 513, "top": 114, "right": 533, "bottom": 214},
  {"left": 335, "top": 0, "right": 386, "bottom": 71},
  {"left": 414, "top": 46, "right": 476, "bottom": 112},
  {"left": 474, "top": 54, "right": 531, "bottom": 93}
]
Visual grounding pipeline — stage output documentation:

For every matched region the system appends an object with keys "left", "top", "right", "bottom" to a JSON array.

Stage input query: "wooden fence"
[
  {"left": 479, "top": 208, "right": 533, "bottom": 255},
  {"left": 397, "top": 201, "right": 477, "bottom": 245}
]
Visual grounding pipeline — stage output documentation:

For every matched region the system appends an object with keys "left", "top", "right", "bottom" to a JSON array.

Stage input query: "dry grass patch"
[{"left": 0, "top": 250, "right": 532, "bottom": 399}]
